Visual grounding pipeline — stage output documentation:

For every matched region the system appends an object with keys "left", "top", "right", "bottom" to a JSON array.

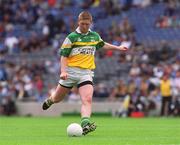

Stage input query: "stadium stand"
[{"left": 0, "top": 0, "right": 179, "bottom": 116}]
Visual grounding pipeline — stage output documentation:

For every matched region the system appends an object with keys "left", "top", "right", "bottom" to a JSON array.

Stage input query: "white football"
[{"left": 67, "top": 123, "right": 83, "bottom": 137}]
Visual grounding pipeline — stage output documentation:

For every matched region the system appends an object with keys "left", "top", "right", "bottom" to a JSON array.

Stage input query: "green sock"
[{"left": 81, "top": 117, "right": 90, "bottom": 127}]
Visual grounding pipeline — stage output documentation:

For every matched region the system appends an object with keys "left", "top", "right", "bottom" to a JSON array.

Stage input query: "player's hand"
[
  {"left": 60, "top": 71, "right": 68, "bottom": 80},
  {"left": 118, "top": 45, "right": 128, "bottom": 51}
]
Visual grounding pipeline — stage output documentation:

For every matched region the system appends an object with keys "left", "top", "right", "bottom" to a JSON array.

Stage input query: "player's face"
[{"left": 78, "top": 20, "right": 92, "bottom": 34}]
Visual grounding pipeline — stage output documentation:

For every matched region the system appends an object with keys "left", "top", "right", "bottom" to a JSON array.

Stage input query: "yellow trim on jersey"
[
  {"left": 61, "top": 41, "right": 100, "bottom": 49},
  {"left": 61, "top": 44, "right": 72, "bottom": 48},
  {"left": 67, "top": 54, "right": 95, "bottom": 69},
  {"left": 72, "top": 41, "right": 99, "bottom": 46}
]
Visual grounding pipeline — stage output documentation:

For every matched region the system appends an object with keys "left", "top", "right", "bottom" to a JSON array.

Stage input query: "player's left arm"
[{"left": 103, "top": 42, "right": 128, "bottom": 51}]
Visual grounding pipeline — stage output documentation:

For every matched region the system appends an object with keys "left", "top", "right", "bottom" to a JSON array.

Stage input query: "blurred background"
[{"left": 0, "top": 0, "right": 179, "bottom": 117}]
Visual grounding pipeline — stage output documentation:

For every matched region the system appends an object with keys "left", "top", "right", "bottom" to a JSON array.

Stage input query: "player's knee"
[{"left": 82, "top": 96, "right": 92, "bottom": 105}]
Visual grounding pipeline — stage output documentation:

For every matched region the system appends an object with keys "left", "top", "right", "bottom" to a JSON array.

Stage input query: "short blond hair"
[{"left": 78, "top": 11, "right": 92, "bottom": 21}]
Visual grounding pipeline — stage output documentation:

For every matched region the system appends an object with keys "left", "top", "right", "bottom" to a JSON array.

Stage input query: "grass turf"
[{"left": 0, "top": 116, "right": 180, "bottom": 145}]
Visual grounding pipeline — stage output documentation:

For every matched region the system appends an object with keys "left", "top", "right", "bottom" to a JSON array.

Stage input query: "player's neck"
[{"left": 76, "top": 27, "right": 90, "bottom": 35}]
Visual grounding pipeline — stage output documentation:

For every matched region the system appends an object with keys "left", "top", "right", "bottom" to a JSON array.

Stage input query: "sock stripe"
[
  {"left": 81, "top": 117, "right": 89, "bottom": 120},
  {"left": 81, "top": 117, "right": 90, "bottom": 127}
]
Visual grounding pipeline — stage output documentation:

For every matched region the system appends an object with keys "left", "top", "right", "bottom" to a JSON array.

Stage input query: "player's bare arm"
[
  {"left": 60, "top": 56, "right": 68, "bottom": 80},
  {"left": 103, "top": 42, "right": 128, "bottom": 51}
]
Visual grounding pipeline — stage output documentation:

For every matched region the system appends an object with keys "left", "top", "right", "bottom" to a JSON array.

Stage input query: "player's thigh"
[{"left": 78, "top": 84, "right": 93, "bottom": 102}]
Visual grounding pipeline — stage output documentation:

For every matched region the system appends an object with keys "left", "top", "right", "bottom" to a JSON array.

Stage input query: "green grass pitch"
[{"left": 0, "top": 116, "right": 180, "bottom": 145}]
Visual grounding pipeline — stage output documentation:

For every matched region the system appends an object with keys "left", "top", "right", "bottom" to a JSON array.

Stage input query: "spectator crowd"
[{"left": 0, "top": 0, "right": 180, "bottom": 116}]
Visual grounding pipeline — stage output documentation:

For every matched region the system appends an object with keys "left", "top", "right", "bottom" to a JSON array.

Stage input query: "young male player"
[{"left": 42, "top": 11, "right": 127, "bottom": 135}]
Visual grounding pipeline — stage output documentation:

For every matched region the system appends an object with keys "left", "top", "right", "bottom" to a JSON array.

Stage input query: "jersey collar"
[{"left": 75, "top": 27, "right": 91, "bottom": 35}]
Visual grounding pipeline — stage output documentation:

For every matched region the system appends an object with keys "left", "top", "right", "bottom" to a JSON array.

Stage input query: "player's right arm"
[
  {"left": 59, "top": 36, "right": 73, "bottom": 80},
  {"left": 60, "top": 56, "right": 68, "bottom": 80}
]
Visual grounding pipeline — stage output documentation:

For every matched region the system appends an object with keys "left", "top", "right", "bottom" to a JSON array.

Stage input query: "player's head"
[
  {"left": 78, "top": 11, "right": 92, "bottom": 34},
  {"left": 162, "top": 73, "right": 169, "bottom": 80}
]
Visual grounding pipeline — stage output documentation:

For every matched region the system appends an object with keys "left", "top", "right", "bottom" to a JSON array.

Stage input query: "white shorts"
[{"left": 59, "top": 67, "right": 94, "bottom": 88}]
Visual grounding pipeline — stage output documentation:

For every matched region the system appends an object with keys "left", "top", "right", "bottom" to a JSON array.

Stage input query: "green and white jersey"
[{"left": 60, "top": 27, "right": 105, "bottom": 69}]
